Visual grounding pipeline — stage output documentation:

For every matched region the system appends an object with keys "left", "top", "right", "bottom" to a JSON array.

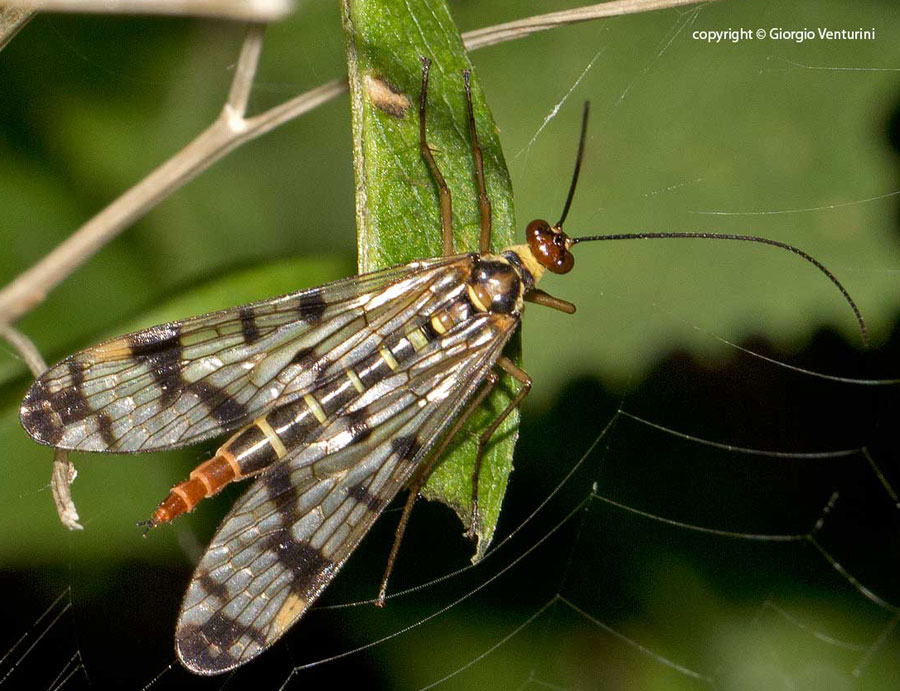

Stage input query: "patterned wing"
[
  {"left": 175, "top": 312, "right": 518, "bottom": 674},
  {"left": 19, "top": 258, "right": 465, "bottom": 452}
]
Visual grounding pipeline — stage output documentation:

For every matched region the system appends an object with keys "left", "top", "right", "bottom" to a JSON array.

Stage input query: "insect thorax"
[{"left": 466, "top": 249, "right": 537, "bottom": 316}]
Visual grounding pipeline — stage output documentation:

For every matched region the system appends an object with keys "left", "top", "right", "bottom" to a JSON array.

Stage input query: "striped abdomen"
[{"left": 150, "top": 297, "right": 475, "bottom": 526}]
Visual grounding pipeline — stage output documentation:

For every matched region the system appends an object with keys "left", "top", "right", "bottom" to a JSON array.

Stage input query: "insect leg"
[
  {"left": 419, "top": 57, "right": 455, "bottom": 256},
  {"left": 376, "top": 369, "right": 501, "bottom": 606},
  {"left": 462, "top": 70, "right": 492, "bottom": 254},
  {"left": 466, "top": 356, "right": 532, "bottom": 539}
]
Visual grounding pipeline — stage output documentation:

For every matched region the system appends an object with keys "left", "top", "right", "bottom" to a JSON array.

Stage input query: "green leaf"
[{"left": 342, "top": 0, "right": 519, "bottom": 557}]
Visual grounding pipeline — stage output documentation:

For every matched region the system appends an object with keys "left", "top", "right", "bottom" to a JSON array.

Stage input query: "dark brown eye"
[
  {"left": 526, "top": 219, "right": 575, "bottom": 274},
  {"left": 526, "top": 219, "right": 550, "bottom": 240}
]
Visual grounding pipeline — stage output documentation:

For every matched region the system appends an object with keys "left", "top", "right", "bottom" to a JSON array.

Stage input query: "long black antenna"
[
  {"left": 556, "top": 101, "right": 590, "bottom": 228},
  {"left": 570, "top": 231, "right": 869, "bottom": 348}
]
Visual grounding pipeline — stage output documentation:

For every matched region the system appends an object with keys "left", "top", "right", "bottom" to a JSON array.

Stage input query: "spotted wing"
[
  {"left": 175, "top": 312, "right": 517, "bottom": 674},
  {"left": 19, "top": 258, "right": 464, "bottom": 452}
]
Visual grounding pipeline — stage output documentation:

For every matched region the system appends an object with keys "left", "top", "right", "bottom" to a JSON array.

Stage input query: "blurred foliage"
[{"left": 0, "top": 1, "right": 898, "bottom": 690}]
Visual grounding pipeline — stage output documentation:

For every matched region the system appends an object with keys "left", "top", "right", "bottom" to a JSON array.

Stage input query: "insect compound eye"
[
  {"left": 526, "top": 219, "right": 575, "bottom": 274},
  {"left": 526, "top": 219, "right": 550, "bottom": 247}
]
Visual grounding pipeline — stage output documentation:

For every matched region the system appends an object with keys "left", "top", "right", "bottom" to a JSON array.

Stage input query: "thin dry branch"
[
  {"left": 1, "top": 0, "right": 293, "bottom": 22},
  {"left": 226, "top": 24, "right": 266, "bottom": 113},
  {"left": 0, "top": 6, "right": 34, "bottom": 51},
  {"left": 0, "top": 324, "right": 82, "bottom": 529},
  {"left": 464, "top": 0, "right": 719, "bottom": 50}
]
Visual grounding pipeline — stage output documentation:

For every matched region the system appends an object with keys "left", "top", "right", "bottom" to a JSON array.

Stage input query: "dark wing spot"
[
  {"left": 177, "top": 611, "right": 260, "bottom": 674},
  {"left": 95, "top": 412, "right": 117, "bottom": 448},
  {"left": 22, "top": 362, "right": 95, "bottom": 445},
  {"left": 21, "top": 371, "right": 93, "bottom": 445},
  {"left": 290, "top": 347, "right": 317, "bottom": 370},
  {"left": 239, "top": 307, "right": 260, "bottom": 344},
  {"left": 296, "top": 293, "right": 327, "bottom": 324},
  {"left": 128, "top": 324, "right": 183, "bottom": 406},
  {"left": 58, "top": 361, "right": 92, "bottom": 422},
  {"left": 178, "top": 623, "right": 238, "bottom": 674},
  {"left": 345, "top": 409, "right": 372, "bottom": 443},
  {"left": 190, "top": 382, "right": 248, "bottom": 426},
  {"left": 347, "top": 483, "right": 385, "bottom": 513},
  {"left": 196, "top": 571, "right": 230, "bottom": 602},
  {"left": 290, "top": 346, "right": 330, "bottom": 386},
  {"left": 260, "top": 528, "right": 334, "bottom": 592},
  {"left": 19, "top": 380, "right": 60, "bottom": 444},
  {"left": 52, "top": 387, "right": 91, "bottom": 427},
  {"left": 263, "top": 469, "right": 301, "bottom": 525},
  {"left": 391, "top": 434, "right": 422, "bottom": 468}
]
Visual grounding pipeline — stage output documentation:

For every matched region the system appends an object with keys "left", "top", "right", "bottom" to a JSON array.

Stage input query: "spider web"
[
  {"left": 3, "top": 332, "right": 898, "bottom": 690},
  {"left": 1, "top": 2, "right": 899, "bottom": 690}
]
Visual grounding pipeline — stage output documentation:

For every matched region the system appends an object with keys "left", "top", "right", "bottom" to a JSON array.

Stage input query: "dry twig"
[
  {"left": 464, "top": 0, "right": 714, "bottom": 50},
  {"left": 0, "top": 324, "right": 82, "bottom": 529},
  {"left": 0, "top": 6, "right": 34, "bottom": 51},
  {"left": 0, "top": 0, "right": 292, "bottom": 22}
]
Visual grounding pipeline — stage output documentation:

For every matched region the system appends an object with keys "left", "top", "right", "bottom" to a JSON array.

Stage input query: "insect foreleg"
[
  {"left": 376, "top": 368, "right": 502, "bottom": 607},
  {"left": 419, "top": 57, "right": 455, "bottom": 257},
  {"left": 462, "top": 70, "right": 492, "bottom": 254},
  {"left": 526, "top": 289, "right": 576, "bottom": 314},
  {"left": 467, "top": 356, "right": 532, "bottom": 539}
]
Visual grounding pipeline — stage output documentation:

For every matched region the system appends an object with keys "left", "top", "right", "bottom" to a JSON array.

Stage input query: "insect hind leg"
[
  {"left": 467, "top": 356, "right": 531, "bottom": 539},
  {"left": 375, "top": 357, "right": 530, "bottom": 603},
  {"left": 376, "top": 368, "right": 501, "bottom": 606}
]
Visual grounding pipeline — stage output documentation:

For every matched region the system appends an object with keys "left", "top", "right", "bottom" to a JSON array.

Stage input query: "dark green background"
[{"left": 0, "top": 1, "right": 898, "bottom": 689}]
